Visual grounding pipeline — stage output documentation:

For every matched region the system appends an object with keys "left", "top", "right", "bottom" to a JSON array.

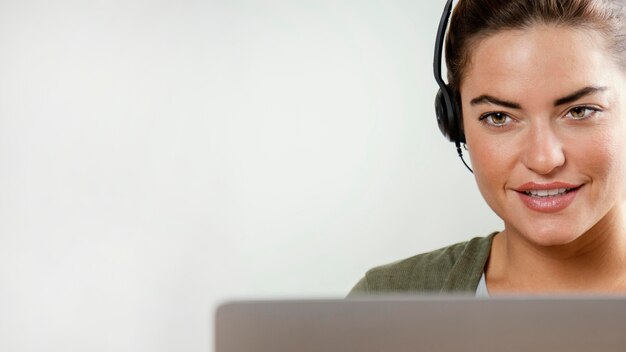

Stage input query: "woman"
[{"left": 349, "top": 0, "right": 626, "bottom": 296}]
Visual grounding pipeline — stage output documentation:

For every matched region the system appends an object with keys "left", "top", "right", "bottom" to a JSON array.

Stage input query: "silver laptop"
[{"left": 215, "top": 296, "right": 626, "bottom": 351}]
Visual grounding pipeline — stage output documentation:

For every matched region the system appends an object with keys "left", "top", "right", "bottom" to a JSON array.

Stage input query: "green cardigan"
[{"left": 348, "top": 233, "right": 496, "bottom": 296}]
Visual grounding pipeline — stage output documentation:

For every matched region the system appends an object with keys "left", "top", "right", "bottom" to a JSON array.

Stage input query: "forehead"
[{"left": 460, "top": 25, "right": 619, "bottom": 101}]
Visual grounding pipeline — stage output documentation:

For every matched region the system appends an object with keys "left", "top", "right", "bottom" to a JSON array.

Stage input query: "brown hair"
[{"left": 445, "top": 0, "right": 626, "bottom": 95}]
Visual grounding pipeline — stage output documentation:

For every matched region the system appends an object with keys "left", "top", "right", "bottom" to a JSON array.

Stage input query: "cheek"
[
  {"left": 568, "top": 119, "right": 626, "bottom": 195},
  {"left": 464, "top": 129, "right": 515, "bottom": 213},
  {"left": 464, "top": 118, "right": 513, "bottom": 184},
  {"left": 583, "top": 129, "right": 626, "bottom": 199}
]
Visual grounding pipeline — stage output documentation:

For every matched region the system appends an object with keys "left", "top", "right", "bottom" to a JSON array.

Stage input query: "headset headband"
[{"left": 433, "top": 0, "right": 453, "bottom": 92}]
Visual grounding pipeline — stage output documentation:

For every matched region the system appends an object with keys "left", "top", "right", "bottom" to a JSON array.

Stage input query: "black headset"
[{"left": 433, "top": 0, "right": 473, "bottom": 173}]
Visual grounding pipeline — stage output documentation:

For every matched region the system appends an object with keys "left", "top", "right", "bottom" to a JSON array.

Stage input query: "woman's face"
[{"left": 461, "top": 25, "right": 626, "bottom": 247}]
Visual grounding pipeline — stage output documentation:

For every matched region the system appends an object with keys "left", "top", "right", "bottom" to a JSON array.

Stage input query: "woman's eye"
[
  {"left": 566, "top": 106, "right": 598, "bottom": 120},
  {"left": 480, "top": 112, "right": 511, "bottom": 127}
]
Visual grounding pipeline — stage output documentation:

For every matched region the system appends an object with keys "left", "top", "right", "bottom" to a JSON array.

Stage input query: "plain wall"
[{"left": 0, "top": 0, "right": 501, "bottom": 351}]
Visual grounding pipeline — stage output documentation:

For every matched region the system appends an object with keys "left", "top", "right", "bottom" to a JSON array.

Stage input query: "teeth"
[{"left": 525, "top": 188, "right": 569, "bottom": 198}]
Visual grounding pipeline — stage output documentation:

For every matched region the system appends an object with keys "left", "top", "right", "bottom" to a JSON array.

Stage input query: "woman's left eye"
[{"left": 566, "top": 106, "right": 599, "bottom": 120}]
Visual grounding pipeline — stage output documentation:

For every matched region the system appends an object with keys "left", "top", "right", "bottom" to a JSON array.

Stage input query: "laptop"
[{"left": 215, "top": 296, "right": 626, "bottom": 351}]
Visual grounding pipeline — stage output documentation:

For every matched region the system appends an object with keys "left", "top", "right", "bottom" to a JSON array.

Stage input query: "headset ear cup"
[
  {"left": 436, "top": 86, "right": 466, "bottom": 144},
  {"left": 435, "top": 89, "right": 451, "bottom": 141},
  {"left": 454, "top": 96, "right": 466, "bottom": 143}
]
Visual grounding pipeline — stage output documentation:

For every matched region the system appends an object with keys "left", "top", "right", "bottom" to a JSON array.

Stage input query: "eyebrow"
[
  {"left": 469, "top": 86, "right": 608, "bottom": 109},
  {"left": 470, "top": 95, "right": 521, "bottom": 109},
  {"left": 553, "top": 86, "right": 607, "bottom": 106}
]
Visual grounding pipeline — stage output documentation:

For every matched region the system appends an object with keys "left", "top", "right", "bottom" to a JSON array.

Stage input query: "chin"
[
  {"left": 527, "top": 232, "right": 582, "bottom": 247},
  {"left": 507, "top": 221, "right": 585, "bottom": 247}
]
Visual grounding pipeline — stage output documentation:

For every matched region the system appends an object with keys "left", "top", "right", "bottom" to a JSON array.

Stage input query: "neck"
[{"left": 488, "top": 202, "right": 626, "bottom": 293}]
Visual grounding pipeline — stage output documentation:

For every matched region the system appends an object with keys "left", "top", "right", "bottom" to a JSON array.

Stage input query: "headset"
[{"left": 433, "top": 0, "right": 473, "bottom": 173}]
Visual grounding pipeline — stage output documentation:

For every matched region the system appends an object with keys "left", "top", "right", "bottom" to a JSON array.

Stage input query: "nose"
[{"left": 521, "top": 124, "right": 565, "bottom": 175}]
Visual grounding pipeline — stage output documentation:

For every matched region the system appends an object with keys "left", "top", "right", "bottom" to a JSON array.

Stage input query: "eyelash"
[
  {"left": 478, "top": 112, "right": 512, "bottom": 128},
  {"left": 565, "top": 106, "right": 601, "bottom": 120},
  {"left": 478, "top": 105, "right": 601, "bottom": 128}
]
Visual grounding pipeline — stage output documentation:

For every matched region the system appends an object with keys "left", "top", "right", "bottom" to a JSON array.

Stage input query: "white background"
[{"left": 0, "top": 0, "right": 501, "bottom": 351}]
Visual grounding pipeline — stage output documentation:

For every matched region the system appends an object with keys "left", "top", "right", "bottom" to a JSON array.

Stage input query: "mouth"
[
  {"left": 521, "top": 186, "right": 580, "bottom": 198},
  {"left": 514, "top": 182, "right": 583, "bottom": 213}
]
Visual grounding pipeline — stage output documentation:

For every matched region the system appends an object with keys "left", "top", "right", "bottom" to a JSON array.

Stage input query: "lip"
[
  {"left": 513, "top": 182, "right": 583, "bottom": 213},
  {"left": 514, "top": 181, "right": 580, "bottom": 192}
]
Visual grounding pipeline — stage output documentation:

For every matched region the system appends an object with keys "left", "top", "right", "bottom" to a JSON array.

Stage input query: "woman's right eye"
[{"left": 479, "top": 112, "right": 512, "bottom": 127}]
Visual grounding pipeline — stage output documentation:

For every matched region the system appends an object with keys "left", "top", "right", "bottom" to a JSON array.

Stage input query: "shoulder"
[{"left": 348, "top": 233, "right": 496, "bottom": 296}]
